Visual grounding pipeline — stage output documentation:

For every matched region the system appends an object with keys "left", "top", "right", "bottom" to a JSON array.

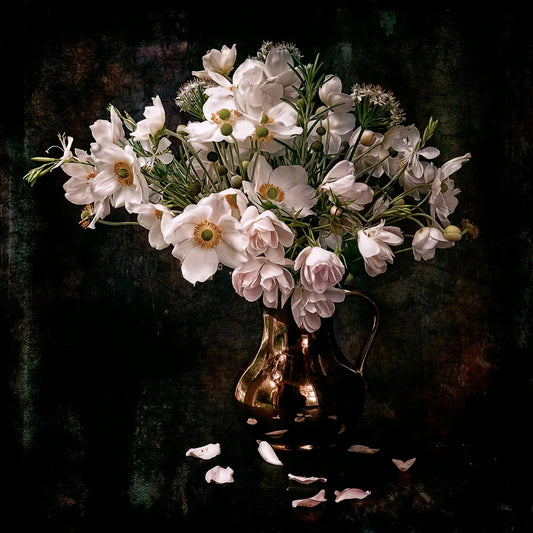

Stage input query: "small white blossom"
[{"left": 412, "top": 226, "right": 454, "bottom": 261}]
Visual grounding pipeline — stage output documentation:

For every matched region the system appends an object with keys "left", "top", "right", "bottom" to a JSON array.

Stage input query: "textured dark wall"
[{"left": 3, "top": 2, "right": 532, "bottom": 531}]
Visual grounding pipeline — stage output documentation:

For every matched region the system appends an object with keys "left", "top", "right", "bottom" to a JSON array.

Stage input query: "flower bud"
[
  {"left": 316, "top": 126, "right": 327, "bottom": 136},
  {"left": 230, "top": 175, "right": 242, "bottom": 188},
  {"left": 443, "top": 225, "right": 462, "bottom": 241},
  {"left": 217, "top": 165, "right": 228, "bottom": 176},
  {"left": 207, "top": 151, "right": 219, "bottom": 162},
  {"left": 360, "top": 130, "right": 376, "bottom": 146},
  {"left": 330, "top": 205, "right": 342, "bottom": 217},
  {"left": 187, "top": 181, "right": 202, "bottom": 196}
]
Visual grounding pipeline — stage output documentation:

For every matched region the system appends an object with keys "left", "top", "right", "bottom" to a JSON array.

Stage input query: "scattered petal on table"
[
  {"left": 334, "top": 488, "right": 371, "bottom": 502},
  {"left": 205, "top": 465, "right": 234, "bottom": 484},
  {"left": 291, "top": 489, "right": 327, "bottom": 508},
  {"left": 185, "top": 443, "right": 221, "bottom": 460},
  {"left": 258, "top": 440, "right": 283, "bottom": 465},
  {"left": 246, "top": 418, "right": 258, "bottom": 425},
  {"left": 288, "top": 473, "right": 327, "bottom": 484},
  {"left": 294, "top": 416, "right": 306, "bottom": 422},
  {"left": 347, "top": 444, "right": 380, "bottom": 454},
  {"left": 392, "top": 457, "right": 416, "bottom": 471},
  {"left": 265, "top": 429, "right": 289, "bottom": 437}
]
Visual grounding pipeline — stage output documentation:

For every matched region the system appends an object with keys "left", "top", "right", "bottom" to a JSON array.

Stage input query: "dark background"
[{"left": 2, "top": 1, "right": 532, "bottom": 531}]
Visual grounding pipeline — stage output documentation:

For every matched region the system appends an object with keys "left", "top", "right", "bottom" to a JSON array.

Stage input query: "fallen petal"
[
  {"left": 265, "top": 429, "right": 289, "bottom": 437},
  {"left": 347, "top": 444, "right": 380, "bottom": 454},
  {"left": 205, "top": 465, "right": 234, "bottom": 484},
  {"left": 334, "top": 488, "right": 371, "bottom": 502},
  {"left": 292, "top": 489, "right": 327, "bottom": 508},
  {"left": 185, "top": 443, "right": 221, "bottom": 460},
  {"left": 392, "top": 457, "right": 416, "bottom": 471},
  {"left": 258, "top": 440, "right": 283, "bottom": 465},
  {"left": 246, "top": 418, "right": 258, "bottom": 425},
  {"left": 288, "top": 473, "right": 327, "bottom": 484}
]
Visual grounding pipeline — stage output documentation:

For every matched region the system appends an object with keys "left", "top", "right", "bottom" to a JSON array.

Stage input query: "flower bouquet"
[{"left": 24, "top": 41, "right": 477, "bottom": 333}]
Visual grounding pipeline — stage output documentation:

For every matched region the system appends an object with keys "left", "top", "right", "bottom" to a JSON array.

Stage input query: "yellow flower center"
[
  {"left": 193, "top": 220, "right": 222, "bottom": 248},
  {"left": 113, "top": 161, "right": 133, "bottom": 186},
  {"left": 259, "top": 183, "right": 285, "bottom": 202}
]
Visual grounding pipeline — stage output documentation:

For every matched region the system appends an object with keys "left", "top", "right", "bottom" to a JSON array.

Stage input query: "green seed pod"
[
  {"left": 316, "top": 126, "right": 327, "bottom": 136},
  {"left": 217, "top": 165, "right": 228, "bottom": 176},
  {"left": 311, "top": 140, "right": 323, "bottom": 152},
  {"left": 255, "top": 125, "right": 269, "bottom": 138},
  {"left": 187, "top": 181, "right": 202, "bottom": 196},
  {"left": 207, "top": 151, "right": 219, "bottom": 162},
  {"left": 220, "top": 123, "right": 233, "bottom": 136},
  {"left": 218, "top": 108, "right": 231, "bottom": 120}
]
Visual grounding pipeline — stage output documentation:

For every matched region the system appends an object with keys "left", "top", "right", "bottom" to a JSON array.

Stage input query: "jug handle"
[{"left": 342, "top": 288, "right": 380, "bottom": 374}]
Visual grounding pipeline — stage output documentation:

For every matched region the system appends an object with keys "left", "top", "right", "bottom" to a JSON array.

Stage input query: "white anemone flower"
[
  {"left": 89, "top": 106, "right": 125, "bottom": 156},
  {"left": 357, "top": 221, "right": 404, "bottom": 277},
  {"left": 61, "top": 149, "right": 100, "bottom": 205},
  {"left": 319, "top": 75, "right": 353, "bottom": 113},
  {"left": 131, "top": 202, "right": 174, "bottom": 250},
  {"left": 131, "top": 95, "right": 166, "bottom": 143},
  {"left": 192, "top": 44, "right": 237, "bottom": 83},
  {"left": 428, "top": 153, "right": 470, "bottom": 226},
  {"left": 162, "top": 192, "right": 249, "bottom": 285},
  {"left": 91, "top": 144, "right": 149, "bottom": 211},
  {"left": 262, "top": 47, "right": 301, "bottom": 101},
  {"left": 412, "top": 226, "right": 454, "bottom": 261},
  {"left": 320, "top": 160, "right": 374, "bottom": 211},
  {"left": 311, "top": 110, "right": 355, "bottom": 155},
  {"left": 243, "top": 154, "right": 317, "bottom": 218}
]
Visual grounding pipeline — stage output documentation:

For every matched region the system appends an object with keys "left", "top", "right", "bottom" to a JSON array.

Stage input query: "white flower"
[
  {"left": 89, "top": 106, "right": 125, "bottom": 156},
  {"left": 131, "top": 95, "right": 166, "bottom": 143},
  {"left": 428, "top": 153, "right": 470, "bottom": 226},
  {"left": 91, "top": 144, "right": 149, "bottom": 211},
  {"left": 320, "top": 160, "right": 374, "bottom": 211},
  {"left": 243, "top": 154, "right": 317, "bottom": 218},
  {"left": 162, "top": 192, "right": 249, "bottom": 285},
  {"left": 48, "top": 133, "right": 74, "bottom": 169},
  {"left": 357, "top": 221, "right": 404, "bottom": 277},
  {"left": 291, "top": 285, "right": 345, "bottom": 333},
  {"left": 61, "top": 156, "right": 99, "bottom": 205},
  {"left": 232, "top": 256, "right": 295, "bottom": 309},
  {"left": 319, "top": 75, "right": 353, "bottom": 113},
  {"left": 193, "top": 44, "right": 237, "bottom": 82},
  {"left": 412, "top": 226, "right": 454, "bottom": 261},
  {"left": 294, "top": 246, "right": 345, "bottom": 294},
  {"left": 262, "top": 47, "right": 301, "bottom": 101},
  {"left": 241, "top": 205, "right": 294, "bottom": 262},
  {"left": 131, "top": 202, "right": 174, "bottom": 250},
  {"left": 348, "top": 127, "right": 386, "bottom": 177},
  {"left": 311, "top": 110, "right": 355, "bottom": 155}
]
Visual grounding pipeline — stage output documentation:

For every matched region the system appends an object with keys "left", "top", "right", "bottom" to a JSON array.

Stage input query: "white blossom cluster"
[{"left": 25, "top": 42, "right": 475, "bottom": 332}]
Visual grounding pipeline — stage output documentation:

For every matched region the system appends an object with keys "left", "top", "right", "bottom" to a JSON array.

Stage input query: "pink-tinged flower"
[
  {"left": 162, "top": 193, "right": 249, "bottom": 285},
  {"left": 232, "top": 257, "right": 295, "bottom": 309},
  {"left": 61, "top": 154, "right": 100, "bottom": 206},
  {"left": 130, "top": 202, "right": 174, "bottom": 250},
  {"left": 294, "top": 246, "right": 345, "bottom": 293},
  {"left": 241, "top": 205, "right": 294, "bottom": 262},
  {"left": 290, "top": 285, "right": 345, "bottom": 333},
  {"left": 412, "top": 226, "right": 454, "bottom": 261},
  {"left": 357, "top": 221, "right": 404, "bottom": 277},
  {"left": 243, "top": 154, "right": 317, "bottom": 218},
  {"left": 320, "top": 160, "right": 374, "bottom": 211}
]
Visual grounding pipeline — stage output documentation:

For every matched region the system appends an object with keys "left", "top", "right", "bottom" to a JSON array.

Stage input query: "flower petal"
[
  {"left": 205, "top": 465, "right": 234, "bottom": 484},
  {"left": 185, "top": 443, "right": 221, "bottom": 460},
  {"left": 392, "top": 457, "right": 416, "bottom": 471},
  {"left": 334, "top": 488, "right": 371, "bottom": 502},
  {"left": 288, "top": 474, "right": 327, "bottom": 484},
  {"left": 347, "top": 444, "right": 380, "bottom": 454},
  {"left": 257, "top": 440, "right": 283, "bottom": 465},
  {"left": 291, "top": 489, "right": 327, "bottom": 508}
]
